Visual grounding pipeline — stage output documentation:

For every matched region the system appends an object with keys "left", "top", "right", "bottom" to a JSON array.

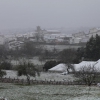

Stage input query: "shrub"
[{"left": 0, "top": 61, "right": 12, "bottom": 70}]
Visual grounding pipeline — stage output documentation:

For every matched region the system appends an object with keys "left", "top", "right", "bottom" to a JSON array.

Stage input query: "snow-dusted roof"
[
  {"left": 73, "top": 59, "right": 100, "bottom": 72},
  {"left": 94, "top": 59, "right": 100, "bottom": 72},
  {"left": 48, "top": 63, "right": 67, "bottom": 72},
  {"left": 73, "top": 61, "right": 96, "bottom": 71}
]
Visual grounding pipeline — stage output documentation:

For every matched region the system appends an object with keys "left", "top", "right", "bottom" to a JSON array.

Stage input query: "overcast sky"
[{"left": 0, "top": 0, "right": 100, "bottom": 30}]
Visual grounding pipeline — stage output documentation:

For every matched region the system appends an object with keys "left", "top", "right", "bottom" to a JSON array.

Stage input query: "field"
[
  {"left": 1, "top": 70, "right": 100, "bottom": 100},
  {"left": 4, "top": 70, "right": 76, "bottom": 81},
  {"left": 0, "top": 83, "right": 100, "bottom": 100}
]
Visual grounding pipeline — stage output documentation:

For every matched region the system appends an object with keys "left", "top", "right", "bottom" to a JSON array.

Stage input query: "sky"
[{"left": 0, "top": 0, "right": 100, "bottom": 30}]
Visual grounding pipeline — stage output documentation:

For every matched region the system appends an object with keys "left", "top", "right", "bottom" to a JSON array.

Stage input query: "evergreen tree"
[
  {"left": 85, "top": 34, "right": 100, "bottom": 60},
  {"left": 75, "top": 47, "right": 85, "bottom": 63},
  {"left": 94, "top": 34, "right": 100, "bottom": 60}
]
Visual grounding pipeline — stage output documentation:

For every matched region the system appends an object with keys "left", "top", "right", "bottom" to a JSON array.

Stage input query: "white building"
[
  {"left": 70, "top": 31, "right": 87, "bottom": 44},
  {"left": 80, "top": 36, "right": 89, "bottom": 43},
  {"left": 87, "top": 28, "right": 100, "bottom": 38},
  {"left": 70, "top": 37, "right": 81, "bottom": 44},
  {"left": 43, "top": 34, "right": 70, "bottom": 44},
  {"left": 72, "top": 31, "right": 86, "bottom": 38}
]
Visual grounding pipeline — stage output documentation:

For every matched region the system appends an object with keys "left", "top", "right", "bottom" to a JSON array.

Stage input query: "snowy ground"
[
  {"left": 0, "top": 83, "right": 100, "bottom": 100},
  {"left": 1, "top": 70, "right": 100, "bottom": 100},
  {"left": 4, "top": 70, "right": 75, "bottom": 81}
]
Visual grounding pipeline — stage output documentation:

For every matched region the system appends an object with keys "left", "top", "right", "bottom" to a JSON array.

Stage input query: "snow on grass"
[
  {"left": 4, "top": 70, "right": 76, "bottom": 81},
  {"left": 2, "top": 70, "right": 100, "bottom": 100},
  {"left": 0, "top": 83, "right": 100, "bottom": 100}
]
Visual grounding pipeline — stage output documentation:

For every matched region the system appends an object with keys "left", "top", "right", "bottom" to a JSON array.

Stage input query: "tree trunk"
[
  {"left": 67, "top": 68, "right": 69, "bottom": 74},
  {"left": 27, "top": 75, "right": 30, "bottom": 85}
]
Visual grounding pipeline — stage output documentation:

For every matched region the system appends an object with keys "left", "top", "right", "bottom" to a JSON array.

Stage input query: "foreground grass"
[{"left": 0, "top": 83, "right": 100, "bottom": 100}]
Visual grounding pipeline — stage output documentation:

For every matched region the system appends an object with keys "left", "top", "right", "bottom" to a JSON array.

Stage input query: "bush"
[
  {"left": 0, "top": 61, "right": 13, "bottom": 70},
  {"left": 0, "top": 69, "right": 6, "bottom": 78}
]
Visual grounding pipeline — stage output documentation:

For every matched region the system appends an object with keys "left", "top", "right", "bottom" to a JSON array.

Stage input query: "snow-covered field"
[
  {"left": 1, "top": 70, "right": 100, "bottom": 100},
  {"left": 4, "top": 70, "right": 75, "bottom": 81},
  {"left": 0, "top": 83, "right": 100, "bottom": 100}
]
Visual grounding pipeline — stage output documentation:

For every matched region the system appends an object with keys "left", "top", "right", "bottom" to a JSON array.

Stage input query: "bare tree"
[{"left": 74, "top": 62, "right": 99, "bottom": 86}]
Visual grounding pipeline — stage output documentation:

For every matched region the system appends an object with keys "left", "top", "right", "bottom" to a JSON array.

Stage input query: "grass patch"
[
  {"left": 23, "top": 95, "right": 37, "bottom": 100},
  {"left": 14, "top": 83, "right": 39, "bottom": 87},
  {"left": 0, "top": 86, "right": 6, "bottom": 89},
  {"left": 14, "top": 83, "right": 30, "bottom": 86},
  {"left": 97, "top": 93, "right": 100, "bottom": 97}
]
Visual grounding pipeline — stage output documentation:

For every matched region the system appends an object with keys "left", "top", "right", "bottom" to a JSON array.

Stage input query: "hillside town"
[{"left": 0, "top": 27, "right": 100, "bottom": 50}]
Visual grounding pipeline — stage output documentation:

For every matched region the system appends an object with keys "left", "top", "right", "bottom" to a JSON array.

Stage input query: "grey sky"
[{"left": 0, "top": 0, "right": 100, "bottom": 30}]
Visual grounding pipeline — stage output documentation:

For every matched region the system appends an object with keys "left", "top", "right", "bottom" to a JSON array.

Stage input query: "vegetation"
[
  {"left": 0, "top": 45, "right": 8, "bottom": 60},
  {"left": 75, "top": 47, "right": 85, "bottom": 63},
  {"left": 74, "top": 62, "right": 99, "bottom": 86},
  {"left": 0, "top": 67, "right": 6, "bottom": 78},
  {"left": 76, "top": 34, "right": 100, "bottom": 61},
  {"left": 0, "top": 83, "right": 100, "bottom": 100},
  {"left": 0, "top": 61, "right": 12, "bottom": 70},
  {"left": 58, "top": 48, "right": 77, "bottom": 63},
  {"left": 20, "top": 41, "right": 43, "bottom": 57},
  {"left": 85, "top": 34, "right": 100, "bottom": 60},
  {"left": 17, "top": 60, "right": 40, "bottom": 85}
]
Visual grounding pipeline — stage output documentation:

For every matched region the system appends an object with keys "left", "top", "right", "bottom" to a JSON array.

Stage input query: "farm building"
[
  {"left": 48, "top": 63, "right": 67, "bottom": 73},
  {"left": 72, "top": 59, "right": 100, "bottom": 72}
]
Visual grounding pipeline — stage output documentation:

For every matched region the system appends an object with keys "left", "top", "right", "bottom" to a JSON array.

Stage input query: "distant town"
[{"left": 0, "top": 26, "right": 100, "bottom": 50}]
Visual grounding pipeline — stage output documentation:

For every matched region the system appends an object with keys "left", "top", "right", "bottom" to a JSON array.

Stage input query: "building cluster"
[
  {"left": 0, "top": 27, "right": 100, "bottom": 50},
  {"left": 71, "top": 28, "right": 100, "bottom": 44}
]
